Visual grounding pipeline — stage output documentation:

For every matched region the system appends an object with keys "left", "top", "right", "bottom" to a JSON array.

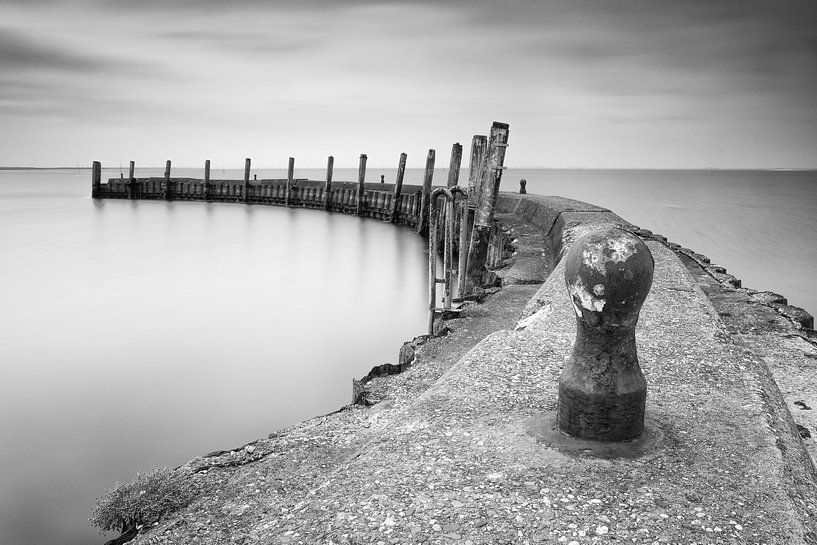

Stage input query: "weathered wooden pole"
[
  {"left": 163, "top": 160, "right": 172, "bottom": 200},
  {"left": 455, "top": 135, "right": 487, "bottom": 295},
  {"left": 127, "top": 160, "right": 135, "bottom": 199},
  {"left": 285, "top": 157, "right": 295, "bottom": 206},
  {"left": 324, "top": 155, "right": 334, "bottom": 210},
  {"left": 356, "top": 153, "right": 367, "bottom": 216},
  {"left": 91, "top": 161, "right": 101, "bottom": 197},
  {"left": 465, "top": 122, "right": 509, "bottom": 291},
  {"left": 243, "top": 157, "right": 251, "bottom": 201},
  {"left": 416, "top": 149, "right": 435, "bottom": 235},
  {"left": 467, "top": 135, "right": 487, "bottom": 207},
  {"left": 558, "top": 227, "right": 654, "bottom": 441},
  {"left": 447, "top": 143, "right": 463, "bottom": 188},
  {"left": 455, "top": 191, "right": 470, "bottom": 298},
  {"left": 203, "top": 160, "right": 211, "bottom": 198},
  {"left": 390, "top": 152, "right": 407, "bottom": 223}
]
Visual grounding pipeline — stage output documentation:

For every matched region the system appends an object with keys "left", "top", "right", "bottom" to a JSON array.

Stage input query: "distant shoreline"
[{"left": 2, "top": 166, "right": 816, "bottom": 172}]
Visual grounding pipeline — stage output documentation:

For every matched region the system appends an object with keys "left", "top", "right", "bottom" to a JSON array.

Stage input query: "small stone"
[
  {"left": 735, "top": 524, "right": 743, "bottom": 531},
  {"left": 432, "top": 524, "right": 441, "bottom": 532},
  {"left": 383, "top": 517, "right": 395, "bottom": 527},
  {"left": 486, "top": 472, "right": 503, "bottom": 482},
  {"left": 596, "top": 525, "right": 609, "bottom": 535}
]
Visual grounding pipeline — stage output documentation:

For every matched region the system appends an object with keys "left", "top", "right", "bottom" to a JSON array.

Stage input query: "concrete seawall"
[{"left": 92, "top": 189, "right": 817, "bottom": 544}]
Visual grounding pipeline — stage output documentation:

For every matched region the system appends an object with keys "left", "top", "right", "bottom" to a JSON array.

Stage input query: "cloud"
[{"left": 0, "top": 27, "right": 108, "bottom": 72}]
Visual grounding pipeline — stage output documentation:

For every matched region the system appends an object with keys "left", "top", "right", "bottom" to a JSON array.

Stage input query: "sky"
[{"left": 1, "top": 0, "right": 815, "bottom": 169}]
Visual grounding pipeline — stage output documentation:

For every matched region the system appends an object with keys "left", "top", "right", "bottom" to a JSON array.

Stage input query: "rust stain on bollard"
[{"left": 557, "top": 227, "right": 654, "bottom": 441}]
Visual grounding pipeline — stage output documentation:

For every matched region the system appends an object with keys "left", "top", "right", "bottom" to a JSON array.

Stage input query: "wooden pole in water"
[
  {"left": 285, "top": 157, "right": 294, "bottom": 206},
  {"left": 204, "top": 160, "right": 211, "bottom": 199},
  {"left": 244, "top": 158, "right": 251, "bottom": 201},
  {"left": 417, "top": 149, "right": 435, "bottom": 235},
  {"left": 390, "top": 152, "right": 407, "bottom": 223},
  {"left": 128, "top": 160, "right": 135, "bottom": 199},
  {"left": 324, "top": 155, "right": 334, "bottom": 210},
  {"left": 447, "top": 143, "right": 462, "bottom": 188},
  {"left": 164, "top": 160, "right": 172, "bottom": 200},
  {"left": 466, "top": 122, "right": 509, "bottom": 292},
  {"left": 91, "top": 161, "right": 101, "bottom": 197},
  {"left": 356, "top": 153, "right": 367, "bottom": 216}
]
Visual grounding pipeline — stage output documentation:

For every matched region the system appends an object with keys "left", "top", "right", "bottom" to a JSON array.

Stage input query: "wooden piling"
[
  {"left": 285, "top": 157, "right": 295, "bottom": 206},
  {"left": 324, "top": 156, "right": 334, "bottom": 210},
  {"left": 467, "top": 135, "right": 487, "bottom": 207},
  {"left": 203, "top": 160, "right": 211, "bottom": 199},
  {"left": 91, "top": 161, "right": 101, "bottom": 197},
  {"left": 356, "top": 154, "right": 367, "bottom": 216},
  {"left": 128, "top": 161, "right": 135, "bottom": 199},
  {"left": 163, "top": 160, "right": 172, "bottom": 200},
  {"left": 447, "top": 143, "right": 463, "bottom": 188},
  {"left": 244, "top": 158, "right": 251, "bottom": 201},
  {"left": 417, "top": 149, "right": 435, "bottom": 235},
  {"left": 465, "top": 122, "right": 509, "bottom": 292},
  {"left": 389, "top": 152, "right": 407, "bottom": 223}
]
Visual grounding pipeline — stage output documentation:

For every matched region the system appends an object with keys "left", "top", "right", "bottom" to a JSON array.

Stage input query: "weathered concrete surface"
[{"left": 121, "top": 194, "right": 817, "bottom": 545}]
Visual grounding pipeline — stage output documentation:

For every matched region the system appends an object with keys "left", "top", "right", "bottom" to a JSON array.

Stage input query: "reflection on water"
[{"left": 0, "top": 169, "right": 429, "bottom": 545}]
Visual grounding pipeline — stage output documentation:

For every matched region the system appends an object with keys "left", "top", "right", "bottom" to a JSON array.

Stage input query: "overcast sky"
[{"left": 1, "top": 0, "right": 815, "bottom": 168}]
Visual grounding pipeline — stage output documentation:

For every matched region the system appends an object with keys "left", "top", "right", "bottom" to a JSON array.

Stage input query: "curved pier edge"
[{"left": 106, "top": 192, "right": 817, "bottom": 545}]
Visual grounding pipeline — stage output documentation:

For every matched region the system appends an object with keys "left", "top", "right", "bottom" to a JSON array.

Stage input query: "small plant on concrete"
[{"left": 89, "top": 467, "right": 195, "bottom": 536}]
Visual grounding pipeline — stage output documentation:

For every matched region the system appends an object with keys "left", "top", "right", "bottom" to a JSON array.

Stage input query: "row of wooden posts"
[{"left": 92, "top": 122, "right": 511, "bottom": 333}]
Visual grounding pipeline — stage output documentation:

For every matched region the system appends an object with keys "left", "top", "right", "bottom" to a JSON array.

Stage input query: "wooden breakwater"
[
  {"left": 91, "top": 158, "right": 424, "bottom": 226},
  {"left": 91, "top": 121, "right": 512, "bottom": 331}
]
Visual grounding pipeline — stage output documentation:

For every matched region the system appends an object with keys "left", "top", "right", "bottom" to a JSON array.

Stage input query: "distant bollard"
[
  {"left": 557, "top": 227, "right": 654, "bottom": 441},
  {"left": 519, "top": 179, "right": 527, "bottom": 194}
]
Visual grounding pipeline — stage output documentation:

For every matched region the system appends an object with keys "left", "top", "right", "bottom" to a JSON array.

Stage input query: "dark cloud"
[
  {"left": 0, "top": 27, "right": 106, "bottom": 72},
  {"left": 0, "top": 26, "right": 156, "bottom": 75}
]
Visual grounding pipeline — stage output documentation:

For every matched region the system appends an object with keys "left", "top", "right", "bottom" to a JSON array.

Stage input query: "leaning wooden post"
[
  {"left": 91, "top": 161, "right": 101, "bottom": 197},
  {"left": 356, "top": 153, "right": 367, "bottom": 216},
  {"left": 285, "top": 157, "right": 295, "bottom": 206},
  {"left": 467, "top": 135, "right": 487, "bottom": 206},
  {"left": 204, "top": 159, "right": 211, "bottom": 198},
  {"left": 163, "top": 160, "right": 172, "bottom": 200},
  {"left": 324, "top": 155, "right": 334, "bottom": 210},
  {"left": 243, "top": 157, "right": 251, "bottom": 201},
  {"left": 390, "top": 152, "right": 407, "bottom": 223},
  {"left": 447, "top": 143, "right": 462, "bottom": 188},
  {"left": 417, "top": 149, "right": 435, "bottom": 235},
  {"left": 458, "top": 135, "right": 487, "bottom": 295},
  {"left": 465, "top": 122, "right": 509, "bottom": 291},
  {"left": 127, "top": 160, "right": 135, "bottom": 199}
]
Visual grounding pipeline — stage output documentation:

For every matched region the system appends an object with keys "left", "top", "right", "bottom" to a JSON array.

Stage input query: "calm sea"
[{"left": 0, "top": 167, "right": 814, "bottom": 545}]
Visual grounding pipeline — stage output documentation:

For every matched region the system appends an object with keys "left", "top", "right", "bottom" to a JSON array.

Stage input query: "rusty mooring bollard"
[
  {"left": 519, "top": 178, "right": 527, "bottom": 194},
  {"left": 557, "top": 226, "right": 654, "bottom": 441}
]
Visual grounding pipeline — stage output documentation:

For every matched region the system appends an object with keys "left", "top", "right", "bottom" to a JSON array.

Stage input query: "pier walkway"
[{"left": 120, "top": 194, "right": 817, "bottom": 545}]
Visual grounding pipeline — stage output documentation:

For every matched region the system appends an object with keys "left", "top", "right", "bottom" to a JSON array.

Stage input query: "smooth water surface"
[{"left": 0, "top": 169, "right": 429, "bottom": 545}]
